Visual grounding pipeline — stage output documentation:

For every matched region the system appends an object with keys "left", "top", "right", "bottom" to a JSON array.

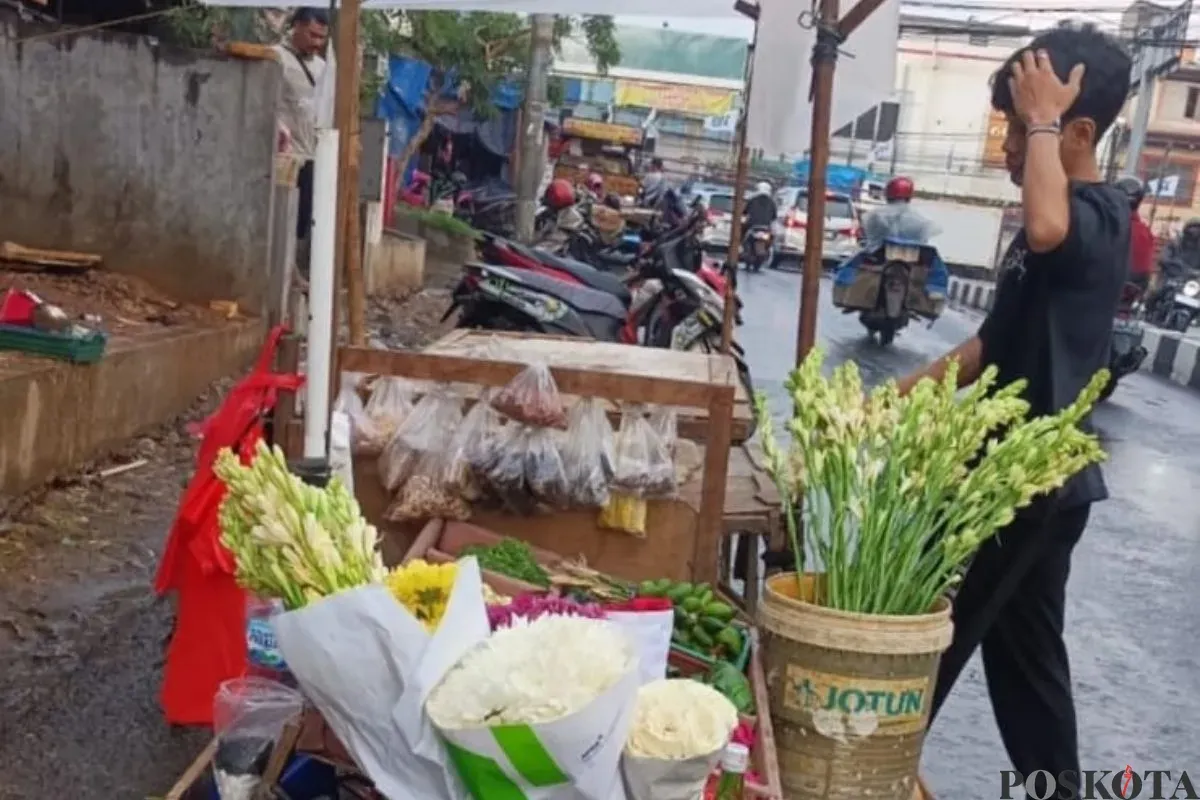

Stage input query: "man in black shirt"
[{"left": 895, "top": 24, "right": 1131, "bottom": 794}]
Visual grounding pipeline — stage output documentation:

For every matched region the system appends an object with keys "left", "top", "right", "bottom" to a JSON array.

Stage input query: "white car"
[
  {"left": 771, "top": 188, "right": 863, "bottom": 268},
  {"left": 694, "top": 189, "right": 740, "bottom": 251}
]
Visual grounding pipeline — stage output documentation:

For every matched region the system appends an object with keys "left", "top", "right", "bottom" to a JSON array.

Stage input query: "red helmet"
[
  {"left": 586, "top": 172, "right": 604, "bottom": 193},
  {"left": 885, "top": 176, "right": 914, "bottom": 202},
  {"left": 544, "top": 178, "right": 576, "bottom": 210}
]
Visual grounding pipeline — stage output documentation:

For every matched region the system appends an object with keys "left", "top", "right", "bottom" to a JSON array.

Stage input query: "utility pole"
[
  {"left": 1126, "top": 63, "right": 1155, "bottom": 178},
  {"left": 516, "top": 14, "right": 555, "bottom": 243},
  {"left": 333, "top": 0, "right": 365, "bottom": 346}
]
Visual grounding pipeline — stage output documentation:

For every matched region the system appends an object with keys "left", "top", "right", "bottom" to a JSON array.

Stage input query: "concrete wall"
[
  {"left": 0, "top": 8, "right": 281, "bottom": 311},
  {"left": 0, "top": 321, "right": 265, "bottom": 497}
]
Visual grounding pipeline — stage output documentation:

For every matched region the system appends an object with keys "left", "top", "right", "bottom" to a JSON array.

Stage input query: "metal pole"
[
  {"left": 720, "top": 14, "right": 760, "bottom": 353},
  {"left": 516, "top": 14, "right": 555, "bottom": 243},
  {"left": 1148, "top": 141, "right": 1172, "bottom": 226},
  {"left": 1126, "top": 66, "right": 1155, "bottom": 176},
  {"left": 796, "top": 0, "right": 840, "bottom": 364}
]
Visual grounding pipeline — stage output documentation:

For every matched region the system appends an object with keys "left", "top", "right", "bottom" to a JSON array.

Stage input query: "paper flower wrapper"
[
  {"left": 435, "top": 664, "right": 641, "bottom": 800},
  {"left": 272, "top": 559, "right": 490, "bottom": 800},
  {"left": 621, "top": 748, "right": 724, "bottom": 800}
]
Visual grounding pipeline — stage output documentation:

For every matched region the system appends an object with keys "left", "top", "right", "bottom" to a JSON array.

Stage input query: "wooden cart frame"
[{"left": 338, "top": 342, "right": 737, "bottom": 585}]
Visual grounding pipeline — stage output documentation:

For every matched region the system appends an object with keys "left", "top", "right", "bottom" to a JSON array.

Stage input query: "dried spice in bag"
[
  {"left": 561, "top": 399, "right": 615, "bottom": 508},
  {"left": 378, "top": 386, "right": 462, "bottom": 492},
  {"left": 611, "top": 406, "right": 677, "bottom": 498},
  {"left": 357, "top": 377, "right": 416, "bottom": 455},
  {"left": 598, "top": 491, "right": 648, "bottom": 538},
  {"left": 524, "top": 428, "right": 570, "bottom": 510},
  {"left": 481, "top": 425, "right": 537, "bottom": 515},
  {"left": 491, "top": 360, "right": 567, "bottom": 428},
  {"left": 386, "top": 447, "right": 471, "bottom": 522},
  {"left": 648, "top": 406, "right": 679, "bottom": 460},
  {"left": 443, "top": 392, "right": 503, "bottom": 502}
]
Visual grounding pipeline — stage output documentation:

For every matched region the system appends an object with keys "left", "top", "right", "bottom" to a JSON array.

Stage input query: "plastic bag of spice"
[
  {"left": 378, "top": 386, "right": 462, "bottom": 492},
  {"left": 561, "top": 398, "right": 615, "bottom": 508},
  {"left": 475, "top": 426, "right": 535, "bottom": 515},
  {"left": 357, "top": 377, "right": 416, "bottom": 455},
  {"left": 524, "top": 427, "right": 571, "bottom": 510},
  {"left": 612, "top": 406, "right": 677, "bottom": 498},
  {"left": 491, "top": 360, "right": 567, "bottom": 428},
  {"left": 385, "top": 446, "right": 472, "bottom": 522},
  {"left": 648, "top": 405, "right": 679, "bottom": 461},
  {"left": 443, "top": 391, "right": 503, "bottom": 502}
]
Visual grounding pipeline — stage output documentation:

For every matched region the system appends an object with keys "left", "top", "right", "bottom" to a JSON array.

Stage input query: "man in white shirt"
[{"left": 274, "top": 8, "right": 328, "bottom": 275}]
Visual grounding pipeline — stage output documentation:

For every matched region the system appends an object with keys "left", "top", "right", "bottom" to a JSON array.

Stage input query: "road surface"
[{"left": 737, "top": 268, "right": 1200, "bottom": 796}]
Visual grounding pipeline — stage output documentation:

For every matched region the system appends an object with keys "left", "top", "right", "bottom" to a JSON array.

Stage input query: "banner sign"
[
  {"left": 982, "top": 108, "right": 1009, "bottom": 169},
  {"left": 614, "top": 80, "right": 736, "bottom": 117},
  {"left": 561, "top": 118, "right": 644, "bottom": 146}
]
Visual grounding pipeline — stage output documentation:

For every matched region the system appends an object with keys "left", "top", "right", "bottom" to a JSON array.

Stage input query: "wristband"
[{"left": 1027, "top": 123, "right": 1062, "bottom": 138}]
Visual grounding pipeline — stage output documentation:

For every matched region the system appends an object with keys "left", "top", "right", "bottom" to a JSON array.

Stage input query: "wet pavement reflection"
[{"left": 737, "top": 268, "right": 1200, "bottom": 796}]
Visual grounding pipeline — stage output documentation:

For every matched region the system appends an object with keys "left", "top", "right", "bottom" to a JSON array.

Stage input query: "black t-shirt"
[{"left": 978, "top": 182, "right": 1129, "bottom": 508}]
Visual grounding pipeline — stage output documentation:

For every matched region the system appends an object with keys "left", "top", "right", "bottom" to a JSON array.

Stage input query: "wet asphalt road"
[{"left": 737, "top": 267, "right": 1200, "bottom": 797}]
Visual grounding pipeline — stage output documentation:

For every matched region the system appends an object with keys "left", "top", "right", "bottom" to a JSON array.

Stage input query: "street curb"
[
  {"left": 1140, "top": 327, "right": 1200, "bottom": 390},
  {"left": 946, "top": 277, "right": 1200, "bottom": 392}
]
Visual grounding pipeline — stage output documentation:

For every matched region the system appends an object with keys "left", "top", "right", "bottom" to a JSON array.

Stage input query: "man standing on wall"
[{"left": 274, "top": 8, "right": 329, "bottom": 283}]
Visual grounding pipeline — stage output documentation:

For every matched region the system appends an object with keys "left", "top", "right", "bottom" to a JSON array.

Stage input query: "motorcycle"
[
  {"left": 832, "top": 237, "right": 948, "bottom": 345},
  {"left": 1144, "top": 259, "right": 1200, "bottom": 332},
  {"left": 443, "top": 227, "right": 754, "bottom": 406},
  {"left": 1102, "top": 281, "right": 1149, "bottom": 403},
  {"left": 741, "top": 225, "right": 773, "bottom": 272}
]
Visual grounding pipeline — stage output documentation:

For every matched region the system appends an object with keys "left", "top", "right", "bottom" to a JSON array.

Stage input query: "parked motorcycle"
[
  {"left": 1144, "top": 259, "right": 1200, "bottom": 332},
  {"left": 742, "top": 225, "right": 773, "bottom": 272},
  {"left": 1102, "top": 281, "right": 1150, "bottom": 403},
  {"left": 443, "top": 228, "right": 754, "bottom": 408},
  {"left": 832, "top": 238, "right": 949, "bottom": 345}
]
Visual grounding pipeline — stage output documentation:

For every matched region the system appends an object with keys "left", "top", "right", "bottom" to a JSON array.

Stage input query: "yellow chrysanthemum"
[{"left": 386, "top": 559, "right": 458, "bottom": 631}]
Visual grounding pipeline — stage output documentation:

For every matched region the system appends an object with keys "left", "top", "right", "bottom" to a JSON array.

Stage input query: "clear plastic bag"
[
  {"left": 648, "top": 406, "right": 679, "bottom": 461},
  {"left": 385, "top": 447, "right": 472, "bottom": 521},
  {"left": 481, "top": 425, "right": 538, "bottom": 515},
  {"left": 212, "top": 677, "right": 305, "bottom": 800},
  {"left": 561, "top": 399, "right": 615, "bottom": 508},
  {"left": 358, "top": 377, "right": 416, "bottom": 455},
  {"left": 378, "top": 386, "right": 462, "bottom": 492},
  {"left": 612, "top": 406, "right": 677, "bottom": 497},
  {"left": 443, "top": 391, "right": 503, "bottom": 502},
  {"left": 491, "top": 360, "right": 568, "bottom": 428},
  {"left": 525, "top": 427, "right": 571, "bottom": 510}
]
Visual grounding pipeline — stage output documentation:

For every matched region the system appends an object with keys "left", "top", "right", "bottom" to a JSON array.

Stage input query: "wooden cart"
[{"left": 340, "top": 332, "right": 740, "bottom": 586}]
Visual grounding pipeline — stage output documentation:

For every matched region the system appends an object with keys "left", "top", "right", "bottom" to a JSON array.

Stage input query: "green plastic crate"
[{"left": 0, "top": 324, "right": 107, "bottom": 364}]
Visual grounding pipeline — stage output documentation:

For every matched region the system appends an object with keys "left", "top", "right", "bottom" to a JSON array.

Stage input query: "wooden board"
[
  {"left": 0, "top": 241, "right": 101, "bottom": 271},
  {"left": 341, "top": 336, "right": 737, "bottom": 585},
  {"left": 422, "top": 330, "right": 755, "bottom": 445}
]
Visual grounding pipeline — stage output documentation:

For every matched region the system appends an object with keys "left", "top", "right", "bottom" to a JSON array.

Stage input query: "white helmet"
[{"left": 755, "top": 181, "right": 772, "bottom": 195}]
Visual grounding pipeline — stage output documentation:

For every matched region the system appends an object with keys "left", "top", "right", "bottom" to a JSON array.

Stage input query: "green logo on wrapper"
[{"left": 445, "top": 724, "right": 570, "bottom": 800}]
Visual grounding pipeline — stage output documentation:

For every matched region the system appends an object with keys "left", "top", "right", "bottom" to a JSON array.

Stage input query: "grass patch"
[{"left": 395, "top": 206, "right": 480, "bottom": 240}]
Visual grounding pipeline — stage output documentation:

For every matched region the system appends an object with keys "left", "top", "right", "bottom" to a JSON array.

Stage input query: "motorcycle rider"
[
  {"left": 640, "top": 158, "right": 668, "bottom": 208},
  {"left": 583, "top": 172, "right": 605, "bottom": 204},
  {"left": 1144, "top": 217, "right": 1200, "bottom": 321},
  {"left": 862, "top": 176, "right": 933, "bottom": 248},
  {"left": 1115, "top": 176, "right": 1154, "bottom": 295},
  {"left": 741, "top": 181, "right": 778, "bottom": 262}
]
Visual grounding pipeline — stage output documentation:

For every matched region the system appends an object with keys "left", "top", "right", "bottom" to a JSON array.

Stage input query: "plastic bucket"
[{"left": 758, "top": 573, "right": 953, "bottom": 799}]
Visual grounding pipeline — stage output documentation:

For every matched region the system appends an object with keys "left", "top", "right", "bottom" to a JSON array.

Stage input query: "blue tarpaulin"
[
  {"left": 375, "top": 55, "right": 524, "bottom": 181},
  {"left": 791, "top": 161, "right": 868, "bottom": 194}
]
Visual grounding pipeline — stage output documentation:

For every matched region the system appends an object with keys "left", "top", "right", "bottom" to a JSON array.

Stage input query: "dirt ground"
[{"left": 0, "top": 289, "right": 451, "bottom": 800}]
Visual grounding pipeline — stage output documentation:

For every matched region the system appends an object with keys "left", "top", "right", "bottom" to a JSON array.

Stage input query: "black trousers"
[
  {"left": 930, "top": 503, "right": 1090, "bottom": 792},
  {"left": 296, "top": 159, "right": 315, "bottom": 240}
]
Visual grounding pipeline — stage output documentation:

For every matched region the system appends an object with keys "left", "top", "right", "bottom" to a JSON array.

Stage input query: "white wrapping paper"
[{"left": 273, "top": 559, "right": 491, "bottom": 800}]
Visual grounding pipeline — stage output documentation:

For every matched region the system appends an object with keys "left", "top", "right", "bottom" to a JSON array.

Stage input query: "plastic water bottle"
[
  {"left": 245, "top": 596, "right": 291, "bottom": 684},
  {"left": 713, "top": 742, "right": 749, "bottom": 800}
]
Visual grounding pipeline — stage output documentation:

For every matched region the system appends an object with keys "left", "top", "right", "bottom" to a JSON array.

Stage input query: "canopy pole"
[
  {"left": 720, "top": 2, "right": 760, "bottom": 354},
  {"left": 795, "top": 0, "right": 891, "bottom": 364},
  {"left": 333, "top": 0, "right": 365, "bottom": 347}
]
